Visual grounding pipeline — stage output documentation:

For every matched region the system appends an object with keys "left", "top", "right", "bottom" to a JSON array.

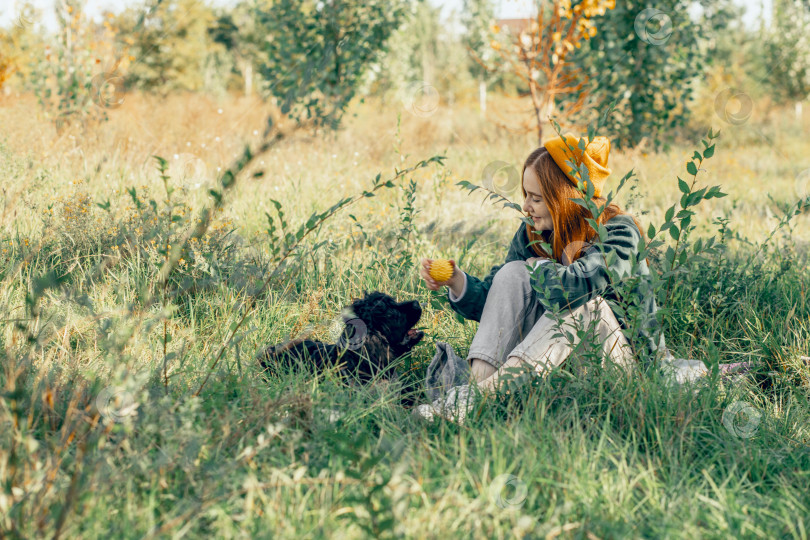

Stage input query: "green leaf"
[
  {"left": 665, "top": 206, "right": 675, "bottom": 222},
  {"left": 649, "top": 239, "right": 665, "bottom": 249},
  {"left": 687, "top": 192, "right": 704, "bottom": 207},
  {"left": 678, "top": 177, "right": 690, "bottom": 194},
  {"left": 219, "top": 170, "right": 234, "bottom": 189},
  {"left": 152, "top": 155, "right": 168, "bottom": 171},
  {"left": 703, "top": 144, "right": 715, "bottom": 158},
  {"left": 706, "top": 186, "right": 727, "bottom": 199},
  {"left": 647, "top": 223, "right": 656, "bottom": 238},
  {"left": 669, "top": 224, "right": 679, "bottom": 241},
  {"left": 665, "top": 246, "right": 675, "bottom": 267},
  {"left": 686, "top": 162, "right": 698, "bottom": 176}
]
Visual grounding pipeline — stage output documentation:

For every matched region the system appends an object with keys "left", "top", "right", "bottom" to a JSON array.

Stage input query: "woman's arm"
[
  {"left": 446, "top": 227, "right": 528, "bottom": 322},
  {"left": 529, "top": 214, "right": 643, "bottom": 312}
]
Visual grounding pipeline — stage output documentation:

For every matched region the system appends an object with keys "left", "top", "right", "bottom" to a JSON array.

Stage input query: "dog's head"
[{"left": 347, "top": 291, "right": 425, "bottom": 354}]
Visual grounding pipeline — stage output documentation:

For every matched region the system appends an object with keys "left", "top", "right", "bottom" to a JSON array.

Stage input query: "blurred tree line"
[{"left": 1, "top": 0, "right": 808, "bottom": 147}]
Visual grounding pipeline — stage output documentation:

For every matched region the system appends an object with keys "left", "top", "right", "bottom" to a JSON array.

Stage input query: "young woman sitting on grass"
[{"left": 415, "top": 133, "right": 706, "bottom": 423}]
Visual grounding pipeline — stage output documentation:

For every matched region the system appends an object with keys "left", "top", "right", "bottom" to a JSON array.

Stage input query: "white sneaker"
[
  {"left": 412, "top": 384, "right": 478, "bottom": 425},
  {"left": 659, "top": 351, "right": 709, "bottom": 385},
  {"left": 318, "top": 408, "right": 343, "bottom": 423},
  {"left": 412, "top": 403, "right": 439, "bottom": 422}
]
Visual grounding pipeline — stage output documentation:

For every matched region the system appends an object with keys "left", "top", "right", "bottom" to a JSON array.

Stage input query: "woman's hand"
[{"left": 419, "top": 258, "right": 460, "bottom": 291}]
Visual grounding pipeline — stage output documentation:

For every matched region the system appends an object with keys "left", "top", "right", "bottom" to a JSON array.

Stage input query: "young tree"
[
  {"left": 467, "top": 0, "right": 616, "bottom": 144},
  {"left": 113, "top": 0, "right": 223, "bottom": 94},
  {"left": 461, "top": 0, "right": 501, "bottom": 115},
  {"left": 208, "top": 2, "right": 267, "bottom": 97},
  {"left": 25, "top": 0, "right": 120, "bottom": 130},
  {"left": 558, "top": 0, "right": 735, "bottom": 150},
  {"left": 763, "top": 0, "right": 810, "bottom": 119},
  {"left": 364, "top": 0, "right": 485, "bottom": 112},
  {"left": 254, "top": 0, "right": 409, "bottom": 131},
  {"left": 0, "top": 36, "right": 18, "bottom": 93}
]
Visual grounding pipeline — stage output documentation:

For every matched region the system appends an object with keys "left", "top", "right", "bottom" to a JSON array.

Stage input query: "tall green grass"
[{"left": 1, "top": 101, "right": 809, "bottom": 538}]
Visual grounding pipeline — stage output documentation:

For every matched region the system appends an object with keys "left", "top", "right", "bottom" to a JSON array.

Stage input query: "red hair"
[{"left": 522, "top": 147, "right": 646, "bottom": 265}]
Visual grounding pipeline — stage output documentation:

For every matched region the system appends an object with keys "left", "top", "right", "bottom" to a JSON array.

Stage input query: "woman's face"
[{"left": 522, "top": 166, "right": 553, "bottom": 232}]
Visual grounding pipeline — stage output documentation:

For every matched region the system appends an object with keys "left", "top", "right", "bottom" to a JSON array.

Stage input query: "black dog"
[{"left": 256, "top": 291, "right": 425, "bottom": 385}]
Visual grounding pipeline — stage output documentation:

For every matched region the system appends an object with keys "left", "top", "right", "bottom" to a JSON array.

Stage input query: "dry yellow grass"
[{"left": 2, "top": 90, "right": 808, "bottom": 253}]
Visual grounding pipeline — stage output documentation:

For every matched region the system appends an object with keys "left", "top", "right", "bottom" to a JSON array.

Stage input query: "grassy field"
[{"left": 1, "top": 90, "right": 810, "bottom": 538}]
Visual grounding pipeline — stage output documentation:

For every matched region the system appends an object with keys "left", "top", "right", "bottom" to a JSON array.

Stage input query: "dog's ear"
[{"left": 372, "top": 306, "right": 407, "bottom": 344}]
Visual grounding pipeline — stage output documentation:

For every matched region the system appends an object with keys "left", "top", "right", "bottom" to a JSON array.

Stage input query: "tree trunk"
[
  {"left": 244, "top": 60, "right": 253, "bottom": 97},
  {"left": 479, "top": 78, "right": 486, "bottom": 116}
]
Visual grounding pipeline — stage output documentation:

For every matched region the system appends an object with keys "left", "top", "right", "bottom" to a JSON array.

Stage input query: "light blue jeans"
[{"left": 465, "top": 260, "right": 634, "bottom": 375}]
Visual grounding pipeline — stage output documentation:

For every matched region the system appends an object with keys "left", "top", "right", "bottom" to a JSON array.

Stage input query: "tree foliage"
[
  {"left": 762, "top": 0, "right": 810, "bottom": 105},
  {"left": 461, "top": 0, "right": 500, "bottom": 82},
  {"left": 114, "top": 0, "right": 225, "bottom": 94},
  {"left": 253, "top": 0, "right": 410, "bottom": 130},
  {"left": 559, "top": 0, "right": 735, "bottom": 150},
  {"left": 507, "top": 0, "right": 614, "bottom": 143},
  {"left": 25, "top": 0, "right": 119, "bottom": 130}
]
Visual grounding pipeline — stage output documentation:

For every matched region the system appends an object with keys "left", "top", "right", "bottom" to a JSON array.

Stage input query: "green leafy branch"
[{"left": 638, "top": 129, "right": 727, "bottom": 306}]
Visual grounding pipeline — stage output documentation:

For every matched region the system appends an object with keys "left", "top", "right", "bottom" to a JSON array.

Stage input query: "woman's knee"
[
  {"left": 589, "top": 296, "right": 620, "bottom": 327},
  {"left": 492, "top": 260, "right": 532, "bottom": 289}
]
